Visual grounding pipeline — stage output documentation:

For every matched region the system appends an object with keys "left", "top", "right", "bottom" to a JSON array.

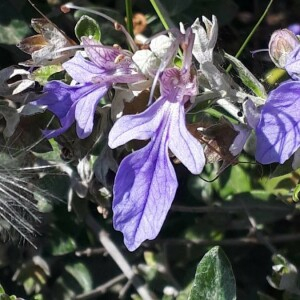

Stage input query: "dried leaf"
[
  {"left": 17, "top": 34, "right": 47, "bottom": 55},
  {"left": 187, "top": 116, "right": 238, "bottom": 167},
  {"left": 17, "top": 18, "right": 76, "bottom": 66},
  {"left": 123, "top": 90, "right": 150, "bottom": 115}
]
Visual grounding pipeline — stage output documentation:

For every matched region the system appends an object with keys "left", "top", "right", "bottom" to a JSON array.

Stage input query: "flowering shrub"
[{"left": 1, "top": 0, "right": 300, "bottom": 299}]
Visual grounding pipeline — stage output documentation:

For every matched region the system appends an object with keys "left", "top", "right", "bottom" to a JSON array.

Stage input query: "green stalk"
[
  {"left": 125, "top": 0, "right": 134, "bottom": 38},
  {"left": 149, "top": 0, "right": 172, "bottom": 30},
  {"left": 226, "top": 0, "right": 274, "bottom": 72}
]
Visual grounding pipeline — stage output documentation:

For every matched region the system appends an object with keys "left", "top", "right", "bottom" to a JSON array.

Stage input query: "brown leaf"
[
  {"left": 17, "top": 18, "right": 76, "bottom": 66},
  {"left": 17, "top": 35, "right": 47, "bottom": 55},
  {"left": 187, "top": 116, "right": 239, "bottom": 167},
  {"left": 123, "top": 90, "right": 150, "bottom": 115}
]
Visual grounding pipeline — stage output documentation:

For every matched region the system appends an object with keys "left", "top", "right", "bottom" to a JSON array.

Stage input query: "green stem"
[
  {"left": 149, "top": 0, "right": 172, "bottom": 30},
  {"left": 125, "top": 0, "right": 134, "bottom": 38},
  {"left": 226, "top": 0, "right": 274, "bottom": 72}
]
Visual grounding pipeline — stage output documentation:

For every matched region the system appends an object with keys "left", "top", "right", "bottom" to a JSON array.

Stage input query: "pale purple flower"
[
  {"left": 288, "top": 23, "right": 300, "bottom": 35},
  {"left": 108, "top": 29, "right": 205, "bottom": 251},
  {"left": 255, "top": 80, "right": 300, "bottom": 164},
  {"left": 33, "top": 37, "right": 144, "bottom": 138},
  {"left": 229, "top": 99, "right": 260, "bottom": 157},
  {"left": 255, "top": 29, "right": 300, "bottom": 164},
  {"left": 285, "top": 45, "right": 300, "bottom": 80}
]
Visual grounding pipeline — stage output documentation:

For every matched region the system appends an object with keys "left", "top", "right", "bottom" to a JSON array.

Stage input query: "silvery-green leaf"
[
  {"left": 0, "top": 19, "right": 30, "bottom": 45},
  {"left": 31, "top": 65, "right": 63, "bottom": 86},
  {"left": 17, "top": 103, "right": 45, "bottom": 116},
  {"left": 188, "top": 246, "right": 236, "bottom": 300},
  {"left": 0, "top": 105, "right": 20, "bottom": 137},
  {"left": 224, "top": 52, "right": 267, "bottom": 98},
  {"left": 75, "top": 15, "right": 101, "bottom": 42},
  {"left": 0, "top": 66, "right": 34, "bottom": 97},
  {"left": 93, "top": 144, "right": 118, "bottom": 186},
  {"left": 267, "top": 254, "right": 300, "bottom": 295}
]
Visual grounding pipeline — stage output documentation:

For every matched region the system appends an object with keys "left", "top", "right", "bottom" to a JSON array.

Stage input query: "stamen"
[
  {"left": 61, "top": 3, "right": 138, "bottom": 52},
  {"left": 54, "top": 44, "right": 85, "bottom": 54},
  {"left": 250, "top": 48, "right": 269, "bottom": 57},
  {"left": 54, "top": 43, "right": 133, "bottom": 57}
]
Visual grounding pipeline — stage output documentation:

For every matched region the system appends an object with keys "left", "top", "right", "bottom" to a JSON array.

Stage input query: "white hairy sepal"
[{"left": 132, "top": 35, "right": 174, "bottom": 77}]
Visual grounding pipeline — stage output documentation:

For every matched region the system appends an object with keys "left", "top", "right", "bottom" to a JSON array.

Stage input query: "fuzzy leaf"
[
  {"left": 75, "top": 15, "right": 101, "bottom": 42},
  {"left": 0, "top": 19, "right": 30, "bottom": 45},
  {"left": 0, "top": 104, "right": 20, "bottom": 137},
  {"left": 188, "top": 246, "right": 236, "bottom": 300},
  {"left": 31, "top": 65, "right": 63, "bottom": 86},
  {"left": 225, "top": 52, "right": 267, "bottom": 98}
]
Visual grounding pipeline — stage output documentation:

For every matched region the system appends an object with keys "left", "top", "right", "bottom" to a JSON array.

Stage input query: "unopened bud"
[{"left": 269, "top": 29, "right": 299, "bottom": 68}]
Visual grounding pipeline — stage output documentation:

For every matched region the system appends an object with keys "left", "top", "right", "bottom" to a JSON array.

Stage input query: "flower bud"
[{"left": 269, "top": 29, "right": 299, "bottom": 68}]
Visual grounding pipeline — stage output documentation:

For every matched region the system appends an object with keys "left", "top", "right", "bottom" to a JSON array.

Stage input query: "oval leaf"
[
  {"left": 75, "top": 15, "right": 101, "bottom": 42},
  {"left": 188, "top": 246, "right": 236, "bottom": 300}
]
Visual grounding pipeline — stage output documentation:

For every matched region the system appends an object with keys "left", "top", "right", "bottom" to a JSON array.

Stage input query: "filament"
[
  {"left": 250, "top": 48, "right": 269, "bottom": 57},
  {"left": 62, "top": 3, "right": 138, "bottom": 52}
]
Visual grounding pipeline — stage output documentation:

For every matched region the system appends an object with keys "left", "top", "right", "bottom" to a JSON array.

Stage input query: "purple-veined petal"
[
  {"left": 285, "top": 44, "right": 300, "bottom": 80},
  {"left": 108, "top": 97, "right": 167, "bottom": 148},
  {"left": 255, "top": 80, "right": 300, "bottom": 164},
  {"left": 92, "top": 72, "right": 145, "bottom": 86},
  {"left": 63, "top": 52, "right": 104, "bottom": 83},
  {"left": 33, "top": 81, "right": 104, "bottom": 138},
  {"left": 112, "top": 127, "right": 177, "bottom": 251},
  {"left": 82, "top": 37, "right": 121, "bottom": 69},
  {"left": 168, "top": 102, "right": 205, "bottom": 174},
  {"left": 160, "top": 68, "right": 181, "bottom": 97},
  {"left": 75, "top": 84, "right": 108, "bottom": 138},
  {"left": 32, "top": 81, "right": 75, "bottom": 119},
  {"left": 81, "top": 38, "right": 145, "bottom": 84}
]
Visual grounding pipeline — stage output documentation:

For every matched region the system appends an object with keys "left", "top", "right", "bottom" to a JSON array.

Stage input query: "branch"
[
  {"left": 74, "top": 274, "right": 126, "bottom": 300},
  {"left": 154, "top": 233, "right": 300, "bottom": 247},
  {"left": 171, "top": 204, "right": 293, "bottom": 213},
  {"left": 84, "top": 213, "right": 156, "bottom": 300}
]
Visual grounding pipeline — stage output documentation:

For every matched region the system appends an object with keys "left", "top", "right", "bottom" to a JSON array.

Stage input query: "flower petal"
[
  {"left": 168, "top": 102, "right": 205, "bottom": 174},
  {"left": 63, "top": 52, "right": 103, "bottom": 83},
  {"left": 243, "top": 98, "right": 261, "bottom": 129},
  {"left": 229, "top": 124, "right": 251, "bottom": 156},
  {"left": 108, "top": 98, "right": 167, "bottom": 148},
  {"left": 75, "top": 84, "right": 108, "bottom": 138},
  {"left": 33, "top": 81, "right": 105, "bottom": 138},
  {"left": 82, "top": 37, "right": 120, "bottom": 69},
  {"left": 255, "top": 80, "right": 300, "bottom": 164},
  {"left": 112, "top": 130, "right": 177, "bottom": 251},
  {"left": 285, "top": 44, "right": 300, "bottom": 80},
  {"left": 32, "top": 81, "right": 74, "bottom": 118}
]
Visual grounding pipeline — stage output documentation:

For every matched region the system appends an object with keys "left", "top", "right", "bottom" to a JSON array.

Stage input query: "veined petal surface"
[
  {"left": 113, "top": 125, "right": 177, "bottom": 251},
  {"left": 255, "top": 80, "right": 300, "bottom": 164}
]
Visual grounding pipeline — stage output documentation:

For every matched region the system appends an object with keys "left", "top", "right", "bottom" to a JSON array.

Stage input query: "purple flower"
[
  {"left": 285, "top": 44, "right": 300, "bottom": 80},
  {"left": 33, "top": 37, "right": 144, "bottom": 138},
  {"left": 255, "top": 29, "right": 300, "bottom": 164},
  {"left": 108, "top": 29, "right": 205, "bottom": 251},
  {"left": 255, "top": 80, "right": 300, "bottom": 164},
  {"left": 288, "top": 23, "right": 300, "bottom": 35}
]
